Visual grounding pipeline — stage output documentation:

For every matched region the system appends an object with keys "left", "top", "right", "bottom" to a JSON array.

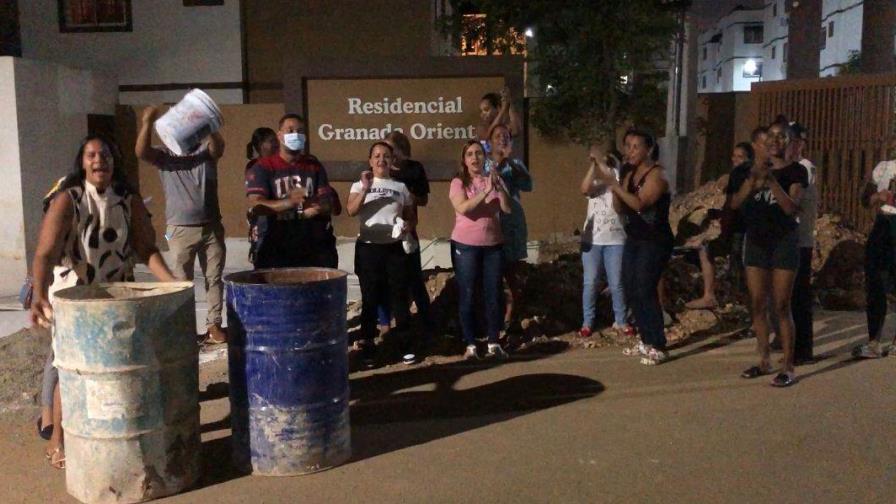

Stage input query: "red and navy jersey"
[{"left": 245, "top": 153, "right": 330, "bottom": 206}]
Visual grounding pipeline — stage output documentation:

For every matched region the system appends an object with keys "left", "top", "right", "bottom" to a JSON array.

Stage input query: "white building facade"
[
  {"left": 819, "top": 0, "right": 865, "bottom": 76},
  {"left": 762, "top": 0, "right": 791, "bottom": 82},
  {"left": 17, "top": 0, "right": 244, "bottom": 105},
  {"left": 698, "top": 7, "right": 766, "bottom": 93}
]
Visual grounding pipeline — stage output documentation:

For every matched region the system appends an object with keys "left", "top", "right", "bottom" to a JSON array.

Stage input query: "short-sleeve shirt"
[
  {"left": 245, "top": 153, "right": 332, "bottom": 244},
  {"left": 871, "top": 160, "right": 896, "bottom": 215},
  {"left": 152, "top": 147, "right": 221, "bottom": 226},
  {"left": 797, "top": 158, "right": 819, "bottom": 247},
  {"left": 582, "top": 169, "right": 626, "bottom": 246},
  {"left": 349, "top": 177, "right": 411, "bottom": 244},
  {"left": 741, "top": 162, "right": 809, "bottom": 243},
  {"left": 449, "top": 177, "right": 503, "bottom": 247}
]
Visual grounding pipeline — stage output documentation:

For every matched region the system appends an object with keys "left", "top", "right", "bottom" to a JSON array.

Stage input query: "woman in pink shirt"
[{"left": 449, "top": 140, "right": 512, "bottom": 359}]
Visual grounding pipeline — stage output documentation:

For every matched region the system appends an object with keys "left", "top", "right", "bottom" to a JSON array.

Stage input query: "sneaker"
[
  {"left": 853, "top": 341, "right": 883, "bottom": 359},
  {"left": 622, "top": 341, "right": 647, "bottom": 357},
  {"left": 463, "top": 344, "right": 481, "bottom": 360},
  {"left": 770, "top": 371, "right": 796, "bottom": 387},
  {"left": 640, "top": 347, "right": 668, "bottom": 366},
  {"left": 578, "top": 327, "right": 593, "bottom": 338},
  {"left": 486, "top": 343, "right": 509, "bottom": 360}
]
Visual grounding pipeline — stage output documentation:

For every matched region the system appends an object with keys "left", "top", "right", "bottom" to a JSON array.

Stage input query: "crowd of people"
[{"left": 25, "top": 89, "right": 896, "bottom": 469}]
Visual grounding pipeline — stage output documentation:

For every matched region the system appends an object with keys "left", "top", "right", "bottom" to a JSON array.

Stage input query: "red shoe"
[{"left": 578, "top": 327, "right": 593, "bottom": 338}]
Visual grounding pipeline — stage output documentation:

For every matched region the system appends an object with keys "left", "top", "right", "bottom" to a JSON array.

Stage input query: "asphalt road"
[{"left": 2, "top": 310, "right": 893, "bottom": 503}]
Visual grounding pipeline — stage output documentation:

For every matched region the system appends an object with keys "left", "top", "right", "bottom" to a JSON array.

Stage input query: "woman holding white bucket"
[{"left": 31, "top": 135, "right": 176, "bottom": 469}]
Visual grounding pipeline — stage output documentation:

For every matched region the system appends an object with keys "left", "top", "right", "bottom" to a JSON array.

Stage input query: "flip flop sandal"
[
  {"left": 48, "top": 447, "right": 65, "bottom": 469},
  {"left": 740, "top": 365, "right": 771, "bottom": 379}
]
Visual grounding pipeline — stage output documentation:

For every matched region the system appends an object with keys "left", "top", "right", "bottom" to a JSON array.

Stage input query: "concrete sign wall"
[{"left": 305, "top": 76, "right": 506, "bottom": 180}]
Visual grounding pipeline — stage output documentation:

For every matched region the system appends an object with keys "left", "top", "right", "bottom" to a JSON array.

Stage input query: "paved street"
[{"left": 1, "top": 310, "right": 893, "bottom": 503}]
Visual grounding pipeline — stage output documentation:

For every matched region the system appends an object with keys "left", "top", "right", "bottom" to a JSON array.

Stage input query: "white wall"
[
  {"left": 820, "top": 0, "right": 864, "bottom": 76},
  {"left": 0, "top": 58, "right": 27, "bottom": 280},
  {"left": 762, "top": 0, "right": 789, "bottom": 81},
  {"left": 697, "top": 8, "right": 764, "bottom": 93},
  {"left": 3, "top": 57, "right": 118, "bottom": 276},
  {"left": 18, "top": 0, "right": 243, "bottom": 104}
]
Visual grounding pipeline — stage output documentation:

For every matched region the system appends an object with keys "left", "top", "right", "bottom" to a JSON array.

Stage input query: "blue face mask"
[{"left": 283, "top": 132, "right": 306, "bottom": 152}]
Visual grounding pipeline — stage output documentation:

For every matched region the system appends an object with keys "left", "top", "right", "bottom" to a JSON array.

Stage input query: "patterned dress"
[{"left": 50, "top": 181, "right": 136, "bottom": 295}]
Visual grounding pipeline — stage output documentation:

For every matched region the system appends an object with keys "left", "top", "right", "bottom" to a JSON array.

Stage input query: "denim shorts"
[{"left": 743, "top": 229, "right": 799, "bottom": 271}]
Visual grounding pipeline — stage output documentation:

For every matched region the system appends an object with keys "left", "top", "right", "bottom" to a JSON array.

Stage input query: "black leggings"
[
  {"left": 623, "top": 238, "right": 672, "bottom": 350},
  {"left": 865, "top": 215, "right": 896, "bottom": 342},
  {"left": 355, "top": 241, "right": 409, "bottom": 341}
]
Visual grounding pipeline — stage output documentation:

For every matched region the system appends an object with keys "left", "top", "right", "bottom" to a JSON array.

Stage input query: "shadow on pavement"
[{"left": 348, "top": 351, "right": 604, "bottom": 463}]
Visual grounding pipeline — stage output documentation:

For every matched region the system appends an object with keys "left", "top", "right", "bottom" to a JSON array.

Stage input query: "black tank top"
[{"left": 620, "top": 164, "right": 672, "bottom": 241}]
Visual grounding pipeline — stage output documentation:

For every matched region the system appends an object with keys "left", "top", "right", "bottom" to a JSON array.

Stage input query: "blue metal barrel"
[
  {"left": 53, "top": 282, "right": 199, "bottom": 504},
  {"left": 225, "top": 268, "right": 351, "bottom": 476}
]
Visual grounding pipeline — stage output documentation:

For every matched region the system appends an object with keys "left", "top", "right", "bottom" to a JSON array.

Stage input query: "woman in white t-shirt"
[
  {"left": 578, "top": 144, "right": 629, "bottom": 339},
  {"left": 347, "top": 142, "right": 414, "bottom": 363},
  {"left": 856, "top": 156, "right": 896, "bottom": 358}
]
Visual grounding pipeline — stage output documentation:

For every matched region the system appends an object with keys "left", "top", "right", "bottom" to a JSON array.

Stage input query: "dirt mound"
[{"left": 0, "top": 327, "right": 51, "bottom": 422}]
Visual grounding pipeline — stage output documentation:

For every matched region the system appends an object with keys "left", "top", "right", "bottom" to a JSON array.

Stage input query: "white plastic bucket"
[{"left": 154, "top": 89, "right": 223, "bottom": 155}]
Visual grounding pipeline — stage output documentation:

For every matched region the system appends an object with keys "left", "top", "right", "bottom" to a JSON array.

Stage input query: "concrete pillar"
[
  {"left": 786, "top": 0, "right": 822, "bottom": 78},
  {"left": 861, "top": 0, "right": 896, "bottom": 74}
]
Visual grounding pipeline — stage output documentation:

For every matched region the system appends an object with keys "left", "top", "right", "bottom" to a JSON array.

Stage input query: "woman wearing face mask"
[
  {"left": 450, "top": 141, "right": 512, "bottom": 360},
  {"left": 477, "top": 86, "right": 523, "bottom": 153},
  {"left": 30, "top": 136, "right": 176, "bottom": 469},
  {"left": 347, "top": 142, "right": 415, "bottom": 364},
  {"left": 730, "top": 121, "right": 807, "bottom": 387},
  {"left": 486, "top": 123, "right": 532, "bottom": 330},
  {"left": 593, "top": 129, "right": 673, "bottom": 365}
]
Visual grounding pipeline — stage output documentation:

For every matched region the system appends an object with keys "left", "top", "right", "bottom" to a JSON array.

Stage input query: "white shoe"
[
  {"left": 854, "top": 341, "right": 883, "bottom": 359},
  {"left": 463, "top": 344, "right": 481, "bottom": 360},
  {"left": 486, "top": 343, "right": 509, "bottom": 360},
  {"left": 640, "top": 347, "right": 669, "bottom": 366}
]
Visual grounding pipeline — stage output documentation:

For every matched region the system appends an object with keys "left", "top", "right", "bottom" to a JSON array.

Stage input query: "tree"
[{"left": 439, "top": 0, "right": 686, "bottom": 145}]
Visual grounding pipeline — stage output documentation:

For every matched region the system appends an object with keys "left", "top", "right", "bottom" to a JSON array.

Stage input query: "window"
[
  {"left": 702, "top": 75, "right": 706, "bottom": 88},
  {"left": 783, "top": 42, "right": 788, "bottom": 63},
  {"left": 744, "top": 25, "right": 763, "bottom": 44},
  {"left": 717, "top": 67, "right": 722, "bottom": 82},
  {"left": 58, "top": 0, "right": 131, "bottom": 33},
  {"left": 702, "top": 46, "right": 707, "bottom": 61},
  {"left": 820, "top": 28, "right": 827, "bottom": 49},
  {"left": 772, "top": 2, "right": 777, "bottom": 17},
  {"left": 459, "top": 13, "right": 525, "bottom": 56},
  {"left": 742, "top": 61, "right": 762, "bottom": 78},
  {"left": 771, "top": 45, "right": 776, "bottom": 60},
  {"left": 828, "top": 21, "right": 834, "bottom": 38}
]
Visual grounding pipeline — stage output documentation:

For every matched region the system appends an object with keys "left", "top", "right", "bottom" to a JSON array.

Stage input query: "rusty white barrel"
[
  {"left": 225, "top": 268, "right": 351, "bottom": 476},
  {"left": 53, "top": 282, "right": 200, "bottom": 504},
  {"left": 154, "top": 88, "right": 223, "bottom": 155}
]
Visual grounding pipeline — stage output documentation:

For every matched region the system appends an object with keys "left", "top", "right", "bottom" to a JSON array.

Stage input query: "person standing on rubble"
[{"left": 594, "top": 129, "right": 673, "bottom": 365}]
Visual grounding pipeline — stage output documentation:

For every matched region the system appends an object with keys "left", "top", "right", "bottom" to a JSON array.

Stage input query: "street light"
[{"left": 524, "top": 27, "right": 534, "bottom": 38}]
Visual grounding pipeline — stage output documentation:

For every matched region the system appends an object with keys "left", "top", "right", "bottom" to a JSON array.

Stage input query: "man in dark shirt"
[{"left": 245, "top": 113, "right": 335, "bottom": 269}]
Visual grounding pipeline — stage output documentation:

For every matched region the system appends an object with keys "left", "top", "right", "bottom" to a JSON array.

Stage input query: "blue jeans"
[
  {"left": 581, "top": 243, "right": 626, "bottom": 328},
  {"left": 623, "top": 237, "right": 672, "bottom": 350},
  {"left": 451, "top": 241, "right": 503, "bottom": 345}
]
